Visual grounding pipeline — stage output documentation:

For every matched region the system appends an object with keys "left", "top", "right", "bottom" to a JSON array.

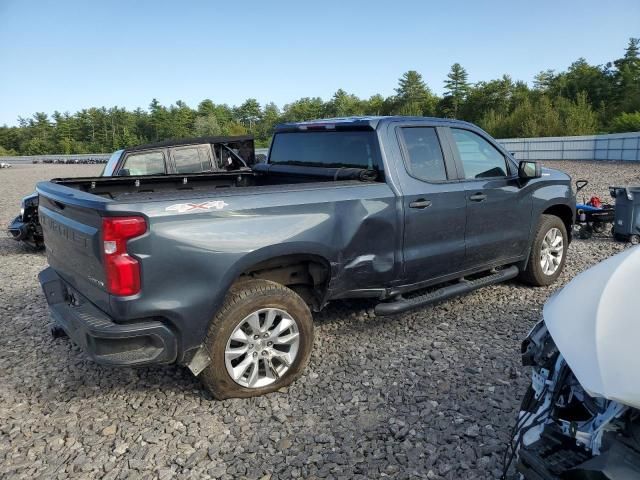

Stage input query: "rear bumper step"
[
  {"left": 375, "top": 265, "right": 519, "bottom": 316},
  {"left": 39, "top": 267, "right": 177, "bottom": 366}
]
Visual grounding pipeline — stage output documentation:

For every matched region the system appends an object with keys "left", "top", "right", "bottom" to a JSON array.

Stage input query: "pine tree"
[
  {"left": 236, "top": 99, "right": 262, "bottom": 130},
  {"left": 533, "top": 70, "right": 556, "bottom": 92},
  {"left": 396, "top": 71, "right": 429, "bottom": 100},
  {"left": 613, "top": 38, "right": 640, "bottom": 113},
  {"left": 326, "top": 89, "right": 363, "bottom": 117},
  {"left": 394, "top": 71, "right": 436, "bottom": 116},
  {"left": 443, "top": 63, "right": 470, "bottom": 118},
  {"left": 255, "top": 102, "right": 280, "bottom": 146},
  {"left": 194, "top": 115, "right": 222, "bottom": 136}
]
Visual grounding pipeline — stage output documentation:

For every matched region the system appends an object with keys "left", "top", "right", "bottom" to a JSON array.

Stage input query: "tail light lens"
[{"left": 102, "top": 216, "right": 147, "bottom": 296}]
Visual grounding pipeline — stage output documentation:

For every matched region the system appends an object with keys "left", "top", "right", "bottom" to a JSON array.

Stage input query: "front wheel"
[
  {"left": 200, "top": 279, "right": 314, "bottom": 399},
  {"left": 519, "top": 214, "right": 568, "bottom": 286}
]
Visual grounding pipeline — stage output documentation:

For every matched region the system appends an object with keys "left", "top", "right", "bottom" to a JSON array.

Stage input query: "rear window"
[
  {"left": 173, "top": 146, "right": 212, "bottom": 173},
  {"left": 121, "top": 151, "right": 165, "bottom": 175},
  {"left": 269, "top": 131, "right": 381, "bottom": 170}
]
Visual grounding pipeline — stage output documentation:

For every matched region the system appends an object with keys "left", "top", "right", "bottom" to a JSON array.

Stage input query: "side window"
[
  {"left": 198, "top": 146, "right": 214, "bottom": 170},
  {"left": 173, "top": 146, "right": 212, "bottom": 173},
  {"left": 400, "top": 127, "right": 447, "bottom": 182},
  {"left": 451, "top": 129, "right": 508, "bottom": 179},
  {"left": 121, "top": 151, "right": 165, "bottom": 175}
]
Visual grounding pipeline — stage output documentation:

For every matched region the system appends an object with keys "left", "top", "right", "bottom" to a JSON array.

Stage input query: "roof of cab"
[
  {"left": 123, "top": 135, "right": 254, "bottom": 153},
  {"left": 274, "top": 116, "right": 477, "bottom": 132}
]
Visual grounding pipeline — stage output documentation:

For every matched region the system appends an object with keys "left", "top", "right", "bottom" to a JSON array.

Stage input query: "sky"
[{"left": 0, "top": 0, "right": 638, "bottom": 126}]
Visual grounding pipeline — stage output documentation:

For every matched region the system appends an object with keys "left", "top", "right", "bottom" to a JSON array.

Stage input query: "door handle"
[
  {"left": 409, "top": 199, "right": 432, "bottom": 209},
  {"left": 469, "top": 192, "right": 487, "bottom": 202}
]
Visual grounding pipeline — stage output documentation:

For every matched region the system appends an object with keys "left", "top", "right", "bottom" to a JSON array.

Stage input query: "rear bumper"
[{"left": 39, "top": 267, "right": 177, "bottom": 366}]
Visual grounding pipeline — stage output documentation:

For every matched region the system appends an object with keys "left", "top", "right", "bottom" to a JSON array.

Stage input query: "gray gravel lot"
[{"left": 1, "top": 162, "right": 639, "bottom": 479}]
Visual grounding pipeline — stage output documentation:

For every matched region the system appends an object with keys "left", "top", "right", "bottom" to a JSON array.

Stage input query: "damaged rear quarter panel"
[{"left": 113, "top": 181, "right": 400, "bottom": 355}]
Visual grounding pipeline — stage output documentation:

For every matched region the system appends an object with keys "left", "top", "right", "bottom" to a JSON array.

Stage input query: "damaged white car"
[{"left": 506, "top": 246, "right": 640, "bottom": 479}]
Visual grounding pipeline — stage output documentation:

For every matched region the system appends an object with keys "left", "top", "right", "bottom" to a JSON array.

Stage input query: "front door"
[
  {"left": 395, "top": 125, "right": 468, "bottom": 284},
  {"left": 447, "top": 127, "right": 532, "bottom": 268}
]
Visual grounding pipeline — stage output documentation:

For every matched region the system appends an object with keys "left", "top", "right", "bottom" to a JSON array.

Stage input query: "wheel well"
[
  {"left": 237, "top": 254, "right": 330, "bottom": 310},
  {"left": 543, "top": 204, "right": 574, "bottom": 242}
]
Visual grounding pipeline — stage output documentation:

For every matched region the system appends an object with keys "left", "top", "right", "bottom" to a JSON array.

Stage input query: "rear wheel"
[
  {"left": 200, "top": 279, "right": 314, "bottom": 399},
  {"left": 578, "top": 225, "right": 593, "bottom": 239},
  {"left": 520, "top": 214, "right": 568, "bottom": 286}
]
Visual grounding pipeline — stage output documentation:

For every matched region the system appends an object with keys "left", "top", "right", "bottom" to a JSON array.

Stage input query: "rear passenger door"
[
  {"left": 447, "top": 127, "right": 531, "bottom": 268},
  {"left": 394, "top": 124, "right": 468, "bottom": 284}
]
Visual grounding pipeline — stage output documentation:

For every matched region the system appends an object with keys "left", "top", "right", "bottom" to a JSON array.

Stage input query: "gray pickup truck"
[{"left": 36, "top": 116, "right": 575, "bottom": 399}]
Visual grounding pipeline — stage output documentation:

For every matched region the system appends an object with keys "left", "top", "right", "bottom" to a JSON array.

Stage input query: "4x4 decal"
[{"left": 165, "top": 200, "right": 228, "bottom": 213}]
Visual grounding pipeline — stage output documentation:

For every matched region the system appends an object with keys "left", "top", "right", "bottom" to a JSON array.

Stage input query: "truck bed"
[
  {"left": 35, "top": 162, "right": 396, "bottom": 346},
  {"left": 43, "top": 165, "right": 379, "bottom": 203}
]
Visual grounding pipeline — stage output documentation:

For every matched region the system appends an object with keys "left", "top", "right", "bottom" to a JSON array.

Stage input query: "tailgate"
[{"left": 37, "top": 187, "right": 110, "bottom": 311}]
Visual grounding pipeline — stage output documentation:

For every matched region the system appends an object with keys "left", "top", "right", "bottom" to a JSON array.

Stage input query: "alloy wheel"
[
  {"left": 540, "top": 227, "right": 564, "bottom": 275},
  {"left": 224, "top": 308, "right": 300, "bottom": 388}
]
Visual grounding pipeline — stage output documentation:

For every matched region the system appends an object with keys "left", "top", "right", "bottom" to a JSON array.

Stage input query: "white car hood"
[{"left": 544, "top": 246, "right": 640, "bottom": 408}]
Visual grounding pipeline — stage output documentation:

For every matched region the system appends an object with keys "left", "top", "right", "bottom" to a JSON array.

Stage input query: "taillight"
[{"left": 102, "top": 216, "right": 147, "bottom": 296}]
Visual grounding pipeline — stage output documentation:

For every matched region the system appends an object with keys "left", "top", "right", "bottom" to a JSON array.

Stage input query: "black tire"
[
  {"left": 200, "top": 279, "right": 314, "bottom": 399},
  {"left": 519, "top": 214, "right": 568, "bottom": 286},
  {"left": 578, "top": 225, "right": 593, "bottom": 239}
]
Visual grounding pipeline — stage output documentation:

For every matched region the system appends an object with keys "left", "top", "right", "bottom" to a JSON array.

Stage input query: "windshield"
[{"left": 269, "top": 131, "right": 381, "bottom": 170}]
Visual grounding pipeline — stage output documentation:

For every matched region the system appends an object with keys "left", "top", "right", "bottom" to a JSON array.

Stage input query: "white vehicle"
[
  {"left": 0, "top": 162, "right": 12, "bottom": 168},
  {"left": 506, "top": 246, "right": 640, "bottom": 479}
]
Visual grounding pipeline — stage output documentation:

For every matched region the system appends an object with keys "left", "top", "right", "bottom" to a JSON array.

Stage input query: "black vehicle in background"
[
  {"left": 7, "top": 135, "right": 257, "bottom": 249},
  {"left": 8, "top": 193, "right": 43, "bottom": 248}
]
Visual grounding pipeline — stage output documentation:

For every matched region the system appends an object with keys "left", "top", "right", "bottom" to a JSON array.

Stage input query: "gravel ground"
[{"left": 1, "top": 162, "right": 639, "bottom": 480}]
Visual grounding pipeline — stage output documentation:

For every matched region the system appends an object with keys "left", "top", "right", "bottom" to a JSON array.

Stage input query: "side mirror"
[
  {"left": 518, "top": 160, "right": 541, "bottom": 180},
  {"left": 117, "top": 168, "right": 130, "bottom": 176}
]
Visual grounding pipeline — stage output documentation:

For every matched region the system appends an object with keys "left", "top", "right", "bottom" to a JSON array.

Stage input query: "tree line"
[{"left": 1, "top": 38, "right": 638, "bottom": 156}]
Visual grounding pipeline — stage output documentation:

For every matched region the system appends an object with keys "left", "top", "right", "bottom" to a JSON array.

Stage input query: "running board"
[{"left": 374, "top": 266, "right": 519, "bottom": 316}]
